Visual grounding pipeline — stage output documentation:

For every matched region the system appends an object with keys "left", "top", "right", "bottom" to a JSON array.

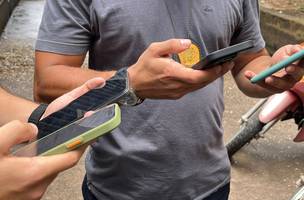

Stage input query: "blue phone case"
[{"left": 251, "top": 50, "right": 304, "bottom": 84}]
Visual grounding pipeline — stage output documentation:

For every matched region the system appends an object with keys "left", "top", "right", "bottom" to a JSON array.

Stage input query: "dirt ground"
[
  {"left": 1, "top": 0, "right": 304, "bottom": 200},
  {"left": 261, "top": 0, "right": 304, "bottom": 17}
]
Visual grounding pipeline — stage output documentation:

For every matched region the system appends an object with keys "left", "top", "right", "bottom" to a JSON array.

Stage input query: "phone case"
[
  {"left": 42, "top": 104, "right": 121, "bottom": 156},
  {"left": 251, "top": 50, "right": 304, "bottom": 84},
  {"left": 192, "top": 40, "right": 254, "bottom": 70},
  {"left": 13, "top": 104, "right": 121, "bottom": 157},
  {"left": 37, "top": 75, "right": 128, "bottom": 139}
]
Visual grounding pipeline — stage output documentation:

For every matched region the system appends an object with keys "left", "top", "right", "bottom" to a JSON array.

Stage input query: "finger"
[
  {"left": 66, "top": 77, "right": 105, "bottom": 99},
  {"left": 177, "top": 62, "right": 234, "bottom": 84},
  {"left": 35, "top": 146, "right": 86, "bottom": 178},
  {"left": 0, "top": 121, "right": 38, "bottom": 154},
  {"left": 244, "top": 70, "right": 256, "bottom": 80},
  {"left": 245, "top": 71, "right": 286, "bottom": 93},
  {"left": 149, "top": 39, "right": 192, "bottom": 57},
  {"left": 285, "top": 65, "right": 304, "bottom": 81},
  {"left": 194, "top": 61, "right": 235, "bottom": 83},
  {"left": 286, "top": 45, "right": 303, "bottom": 56},
  {"left": 83, "top": 111, "right": 95, "bottom": 118},
  {"left": 23, "top": 174, "right": 58, "bottom": 200},
  {"left": 42, "top": 78, "right": 105, "bottom": 118},
  {"left": 264, "top": 75, "right": 297, "bottom": 91},
  {"left": 272, "top": 45, "right": 303, "bottom": 64},
  {"left": 255, "top": 81, "right": 286, "bottom": 93},
  {"left": 156, "top": 58, "right": 234, "bottom": 84}
]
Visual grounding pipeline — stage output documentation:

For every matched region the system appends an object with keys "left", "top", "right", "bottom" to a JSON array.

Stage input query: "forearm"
[
  {"left": 0, "top": 88, "right": 38, "bottom": 125},
  {"left": 234, "top": 55, "right": 275, "bottom": 98},
  {"left": 35, "top": 65, "right": 115, "bottom": 103}
]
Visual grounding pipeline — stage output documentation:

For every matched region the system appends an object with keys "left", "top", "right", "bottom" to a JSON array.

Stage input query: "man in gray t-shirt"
[{"left": 34, "top": 0, "right": 304, "bottom": 199}]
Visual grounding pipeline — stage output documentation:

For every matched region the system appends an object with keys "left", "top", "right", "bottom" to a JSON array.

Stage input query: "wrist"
[
  {"left": 127, "top": 65, "right": 142, "bottom": 97},
  {"left": 115, "top": 67, "right": 144, "bottom": 106}
]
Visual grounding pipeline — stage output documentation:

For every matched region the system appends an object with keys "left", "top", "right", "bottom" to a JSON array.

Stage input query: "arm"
[
  {"left": 0, "top": 78, "right": 105, "bottom": 200},
  {"left": 35, "top": 1, "right": 234, "bottom": 103},
  {"left": 0, "top": 121, "right": 83, "bottom": 200},
  {"left": 35, "top": 39, "right": 234, "bottom": 102},
  {"left": 0, "top": 88, "right": 38, "bottom": 125},
  {"left": 34, "top": 52, "right": 115, "bottom": 102}
]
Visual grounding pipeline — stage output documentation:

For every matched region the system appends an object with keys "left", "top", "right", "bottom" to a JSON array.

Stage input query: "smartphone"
[
  {"left": 192, "top": 40, "right": 254, "bottom": 70},
  {"left": 251, "top": 49, "right": 304, "bottom": 84},
  {"left": 37, "top": 75, "right": 129, "bottom": 139},
  {"left": 13, "top": 104, "right": 121, "bottom": 157}
]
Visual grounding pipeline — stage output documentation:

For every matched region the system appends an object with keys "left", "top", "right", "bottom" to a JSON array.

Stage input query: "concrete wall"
[
  {"left": 0, "top": 0, "right": 19, "bottom": 35},
  {"left": 260, "top": 7, "right": 304, "bottom": 53}
]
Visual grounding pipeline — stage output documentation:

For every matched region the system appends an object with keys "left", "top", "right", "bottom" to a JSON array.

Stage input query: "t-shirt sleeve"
[
  {"left": 35, "top": 0, "right": 92, "bottom": 55},
  {"left": 231, "top": 0, "right": 265, "bottom": 52}
]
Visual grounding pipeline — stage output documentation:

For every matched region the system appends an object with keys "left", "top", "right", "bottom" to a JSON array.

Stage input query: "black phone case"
[{"left": 192, "top": 40, "right": 254, "bottom": 70}]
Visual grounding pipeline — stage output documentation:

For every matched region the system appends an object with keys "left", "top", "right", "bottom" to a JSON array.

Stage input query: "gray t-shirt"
[{"left": 36, "top": 0, "right": 265, "bottom": 199}]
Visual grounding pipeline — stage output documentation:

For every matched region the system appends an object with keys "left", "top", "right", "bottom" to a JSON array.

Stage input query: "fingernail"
[
  {"left": 180, "top": 39, "right": 191, "bottom": 48},
  {"left": 245, "top": 71, "right": 254, "bottom": 78},
  {"left": 29, "top": 123, "right": 38, "bottom": 135}
]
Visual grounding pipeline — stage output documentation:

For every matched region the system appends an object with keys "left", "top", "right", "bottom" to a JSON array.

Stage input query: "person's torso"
[
  {"left": 88, "top": 0, "right": 242, "bottom": 69},
  {"left": 86, "top": 0, "right": 243, "bottom": 199}
]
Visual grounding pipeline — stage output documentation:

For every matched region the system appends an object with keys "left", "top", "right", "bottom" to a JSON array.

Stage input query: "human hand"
[
  {"left": 128, "top": 39, "right": 234, "bottom": 99},
  {"left": 43, "top": 77, "right": 105, "bottom": 118},
  {"left": 0, "top": 78, "right": 105, "bottom": 200},
  {"left": 0, "top": 121, "right": 84, "bottom": 200},
  {"left": 245, "top": 44, "right": 304, "bottom": 93}
]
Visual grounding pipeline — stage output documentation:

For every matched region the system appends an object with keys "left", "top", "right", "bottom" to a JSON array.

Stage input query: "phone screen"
[
  {"left": 13, "top": 105, "right": 116, "bottom": 157},
  {"left": 37, "top": 77, "right": 127, "bottom": 139}
]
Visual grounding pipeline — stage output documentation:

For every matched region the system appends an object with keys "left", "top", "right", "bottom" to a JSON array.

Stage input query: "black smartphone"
[
  {"left": 37, "top": 76, "right": 128, "bottom": 139},
  {"left": 192, "top": 40, "right": 254, "bottom": 70}
]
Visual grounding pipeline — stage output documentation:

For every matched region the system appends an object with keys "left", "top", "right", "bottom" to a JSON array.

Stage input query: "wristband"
[{"left": 28, "top": 103, "right": 48, "bottom": 125}]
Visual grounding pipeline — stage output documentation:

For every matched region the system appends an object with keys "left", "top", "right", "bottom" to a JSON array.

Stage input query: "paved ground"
[{"left": 1, "top": 1, "right": 304, "bottom": 200}]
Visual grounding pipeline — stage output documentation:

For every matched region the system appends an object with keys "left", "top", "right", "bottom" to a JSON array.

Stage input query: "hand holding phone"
[
  {"left": 13, "top": 104, "right": 121, "bottom": 157},
  {"left": 251, "top": 49, "right": 304, "bottom": 84}
]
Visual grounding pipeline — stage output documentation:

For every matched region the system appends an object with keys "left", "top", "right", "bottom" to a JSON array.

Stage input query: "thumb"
[
  {"left": 36, "top": 146, "right": 87, "bottom": 178},
  {"left": 244, "top": 70, "right": 257, "bottom": 80},
  {"left": 0, "top": 121, "right": 38, "bottom": 155},
  {"left": 287, "top": 45, "right": 303, "bottom": 56},
  {"left": 149, "top": 39, "right": 192, "bottom": 57},
  {"left": 43, "top": 77, "right": 105, "bottom": 119},
  {"left": 67, "top": 77, "right": 106, "bottom": 99}
]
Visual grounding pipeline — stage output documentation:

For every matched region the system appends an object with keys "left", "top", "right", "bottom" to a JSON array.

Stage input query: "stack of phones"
[
  {"left": 13, "top": 74, "right": 132, "bottom": 156},
  {"left": 13, "top": 104, "right": 121, "bottom": 156}
]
